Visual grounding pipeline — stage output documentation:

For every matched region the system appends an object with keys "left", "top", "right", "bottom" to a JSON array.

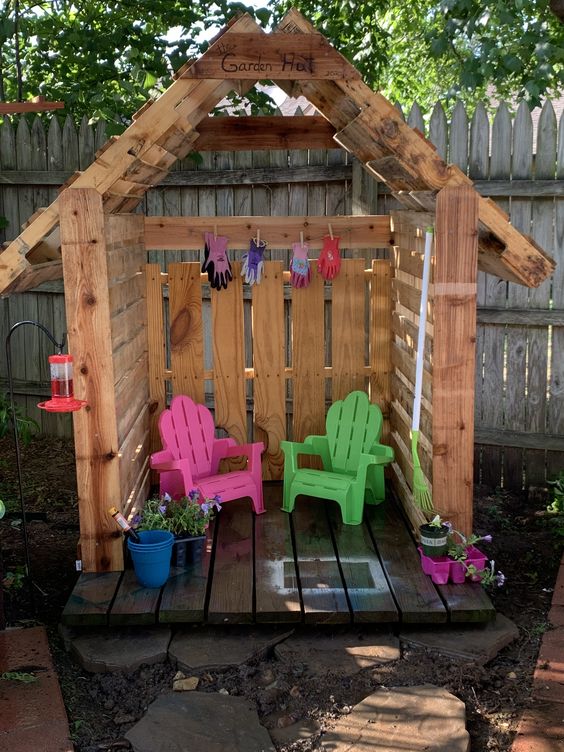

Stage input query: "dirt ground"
[{"left": 0, "top": 433, "right": 562, "bottom": 752}]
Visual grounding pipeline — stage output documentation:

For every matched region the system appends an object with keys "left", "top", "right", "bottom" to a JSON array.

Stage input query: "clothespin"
[
  {"left": 213, "top": 223, "right": 217, "bottom": 240},
  {"left": 328, "top": 223, "right": 334, "bottom": 240},
  {"left": 300, "top": 231, "right": 304, "bottom": 248}
]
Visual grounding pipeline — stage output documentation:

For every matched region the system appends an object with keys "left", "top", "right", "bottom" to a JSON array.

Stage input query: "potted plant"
[
  {"left": 418, "top": 521, "right": 505, "bottom": 587},
  {"left": 133, "top": 490, "right": 221, "bottom": 567},
  {"left": 419, "top": 514, "right": 450, "bottom": 557}
]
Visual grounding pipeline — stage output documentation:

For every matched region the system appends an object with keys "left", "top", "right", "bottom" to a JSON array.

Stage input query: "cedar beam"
[
  {"left": 60, "top": 188, "right": 123, "bottom": 572},
  {"left": 432, "top": 184, "right": 479, "bottom": 535},
  {"left": 0, "top": 100, "right": 64, "bottom": 114},
  {"left": 193, "top": 115, "right": 336, "bottom": 151},
  {"left": 184, "top": 32, "right": 360, "bottom": 80},
  {"left": 144, "top": 215, "right": 392, "bottom": 251}
]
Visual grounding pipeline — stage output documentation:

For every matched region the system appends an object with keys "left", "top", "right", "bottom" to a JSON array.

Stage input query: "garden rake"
[{"left": 411, "top": 227, "right": 434, "bottom": 512}]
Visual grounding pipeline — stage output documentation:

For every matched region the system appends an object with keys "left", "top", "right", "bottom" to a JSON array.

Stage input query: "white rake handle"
[{"left": 412, "top": 228, "right": 433, "bottom": 433}]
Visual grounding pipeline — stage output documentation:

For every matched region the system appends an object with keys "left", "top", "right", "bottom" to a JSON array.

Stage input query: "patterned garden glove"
[
  {"left": 241, "top": 237, "right": 266, "bottom": 285},
  {"left": 202, "top": 232, "right": 232, "bottom": 290},
  {"left": 317, "top": 236, "right": 341, "bottom": 281},
  {"left": 290, "top": 242, "right": 311, "bottom": 288}
]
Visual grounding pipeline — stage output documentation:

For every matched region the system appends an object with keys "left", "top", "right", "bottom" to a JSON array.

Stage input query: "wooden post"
[
  {"left": 60, "top": 188, "right": 123, "bottom": 572},
  {"left": 433, "top": 184, "right": 479, "bottom": 535}
]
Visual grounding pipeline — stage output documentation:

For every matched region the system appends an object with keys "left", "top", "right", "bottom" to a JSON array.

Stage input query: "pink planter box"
[{"left": 418, "top": 546, "right": 487, "bottom": 585}]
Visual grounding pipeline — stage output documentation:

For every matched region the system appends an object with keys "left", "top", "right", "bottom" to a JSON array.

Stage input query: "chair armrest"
[
  {"left": 304, "top": 435, "right": 332, "bottom": 470},
  {"left": 150, "top": 456, "right": 195, "bottom": 491},
  {"left": 281, "top": 439, "right": 324, "bottom": 473},
  {"left": 355, "top": 451, "right": 394, "bottom": 479},
  {"left": 211, "top": 437, "right": 237, "bottom": 472},
  {"left": 150, "top": 448, "right": 174, "bottom": 465},
  {"left": 369, "top": 443, "right": 395, "bottom": 462}
]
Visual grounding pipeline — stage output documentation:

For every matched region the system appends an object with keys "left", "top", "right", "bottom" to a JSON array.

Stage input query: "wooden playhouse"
[{"left": 0, "top": 9, "right": 554, "bottom": 595}]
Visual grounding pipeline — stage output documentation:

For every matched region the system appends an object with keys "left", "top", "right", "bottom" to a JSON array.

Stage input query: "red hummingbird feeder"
[{"left": 38, "top": 353, "right": 87, "bottom": 413}]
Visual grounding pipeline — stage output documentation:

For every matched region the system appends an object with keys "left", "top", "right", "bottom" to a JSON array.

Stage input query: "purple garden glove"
[
  {"left": 241, "top": 237, "right": 266, "bottom": 285},
  {"left": 202, "top": 232, "right": 233, "bottom": 290},
  {"left": 290, "top": 242, "right": 311, "bottom": 288}
]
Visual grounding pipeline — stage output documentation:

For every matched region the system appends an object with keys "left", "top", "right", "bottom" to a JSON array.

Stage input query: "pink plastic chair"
[{"left": 150, "top": 395, "right": 265, "bottom": 514}]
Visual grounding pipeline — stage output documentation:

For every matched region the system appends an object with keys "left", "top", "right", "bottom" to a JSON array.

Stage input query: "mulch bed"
[{"left": 0, "top": 433, "right": 562, "bottom": 751}]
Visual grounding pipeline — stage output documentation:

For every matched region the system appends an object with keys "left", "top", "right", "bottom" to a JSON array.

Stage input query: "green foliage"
[
  {"left": 0, "top": 393, "right": 39, "bottom": 446},
  {"left": 1, "top": 671, "right": 37, "bottom": 682},
  {"left": 135, "top": 491, "right": 221, "bottom": 536},
  {"left": 2, "top": 565, "right": 26, "bottom": 591},
  {"left": 272, "top": 0, "right": 564, "bottom": 109},
  {"left": 0, "top": 1, "right": 270, "bottom": 126},
  {"left": 546, "top": 472, "right": 564, "bottom": 539}
]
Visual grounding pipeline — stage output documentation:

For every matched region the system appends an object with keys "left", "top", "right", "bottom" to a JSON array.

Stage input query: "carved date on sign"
[{"left": 184, "top": 33, "right": 361, "bottom": 80}]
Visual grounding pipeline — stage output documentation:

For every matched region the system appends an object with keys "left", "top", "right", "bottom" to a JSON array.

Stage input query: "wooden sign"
[{"left": 183, "top": 32, "right": 360, "bottom": 80}]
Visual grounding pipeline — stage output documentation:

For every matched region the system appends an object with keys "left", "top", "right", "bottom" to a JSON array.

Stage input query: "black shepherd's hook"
[{"left": 4, "top": 320, "right": 67, "bottom": 602}]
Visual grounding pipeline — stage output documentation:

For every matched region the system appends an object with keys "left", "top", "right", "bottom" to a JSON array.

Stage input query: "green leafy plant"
[
  {"left": 133, "top": 491, "right": 221, "bottom": 537},
  {"left": 545, "top": 472, "right": 564, "bottom": 540},
  {"left": 2, "top": 565, "right": 26, "bottom": 591},
  {"left": 0, "top": 393, "right": 39, "bottom": 446},
  {"left": 1, "top": 671, "right": 37, "bottom": 682}
]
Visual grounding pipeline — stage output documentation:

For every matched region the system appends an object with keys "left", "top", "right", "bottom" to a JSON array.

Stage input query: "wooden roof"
[{"left": 0, "top": 8, "right": 555, "bottom": 295}]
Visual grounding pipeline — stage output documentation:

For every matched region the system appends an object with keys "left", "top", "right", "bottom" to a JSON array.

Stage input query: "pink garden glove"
[
  {"left": 290, "top": 242, "right": 311, "bottom": 288},
  {"left": 202, "top": 232, "right": 233, "bottom": 290},
  {"left": 317, "top": 236, "right": 341, "bottom": 281}
]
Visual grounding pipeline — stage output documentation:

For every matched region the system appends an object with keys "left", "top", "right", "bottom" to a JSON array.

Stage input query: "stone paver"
[
  {"left": 169, "top": 626, "right": 293, "bottom": 671},
  {"left": 274, "top": 629, "right": 399, "bottom": 675},
  {"left": 533, "top": 627, "right": 564, "bottom": 703},
  {"left": 268, "top": 716, "right": 321, "bottom": 747},
  {"left": 71, "top": 626, "right": 171, "bottom": 672},
  {"left": 511, "top": 699, "right": 564, "bottom": 751},
  {"left": 125, "top": 691, "right": 275, "bottom": 752},
  {"left": 400, "top": 614, "right": 519, "bottom": 665},
  {"left": 0, "top": 626, "right": 73, "bottom": 752},
  {"left": 320, "top": 684, "right": 470, "bottom": 752}
]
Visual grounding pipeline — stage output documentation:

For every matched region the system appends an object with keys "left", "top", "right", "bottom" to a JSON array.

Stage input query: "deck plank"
[
  {"left": 61, "top": 572, "right": 122, "bottom": 626},
  {"left": 158, "top": 523, "right": 216, "bottom": 623},
  {"left": 292, "top": 497, "right": 350, "bottom": 624},
  {"left": 366, "top": 502, "right": 448, "bottom": 624},
  {"left": 326, "top": 504, "right": 399, "bottom": 623},
  {"left": 437, "top": 581, "right": 496, "bottom": 622},
  {"left": 255, "top": 485, "right": 302, "bottom": 623},
  {"left": 109, "top": 570, "right": 160, "bottom": 626},
  {"left": 207, "top": 498, "right": 254, "bottom": 624}
]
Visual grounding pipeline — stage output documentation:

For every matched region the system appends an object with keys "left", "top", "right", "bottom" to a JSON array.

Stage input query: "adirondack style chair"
[
  {"left": 281, "top": 391, "right": 394, "bottom": 525},
  {"left": 150, "top": 395, "right": 265, "bottom": 514}
]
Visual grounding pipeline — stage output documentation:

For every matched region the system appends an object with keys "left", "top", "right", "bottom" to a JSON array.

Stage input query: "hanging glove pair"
[
  {"left": 289, "top": 235, "right": 342, "bottom": 287},
  {"left": 241, "top": 237, "right": 267, "bottom": 286},
  {"left": 202, "top": 232, "right": 232, "bottom": 290}
]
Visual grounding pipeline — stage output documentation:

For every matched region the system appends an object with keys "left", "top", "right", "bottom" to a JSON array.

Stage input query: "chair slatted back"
[
  {"left": 158, "top": 395, "right": 215, "bottom": 479},
  {"left": 326, "top": 391, "right": 383, "bottom": 474}
]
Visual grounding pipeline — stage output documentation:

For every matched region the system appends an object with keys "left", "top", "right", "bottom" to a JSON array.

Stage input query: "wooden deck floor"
[{"left": 62, "top": 485, "right": 495, "bottom": 627}]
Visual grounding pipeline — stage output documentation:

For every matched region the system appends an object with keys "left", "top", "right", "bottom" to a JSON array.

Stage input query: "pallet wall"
[
  {"left": 146, "top": 259, "right": 392, "bottom": 482},
  {"left": 389, "top": 213, "right": 433, "bottom": 531}
]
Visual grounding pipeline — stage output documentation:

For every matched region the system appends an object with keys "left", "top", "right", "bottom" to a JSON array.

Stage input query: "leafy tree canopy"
[
  {"left": 0, "top": 0, "right": 561, "bottom": 128},
  {"left": 273, "top": 0, "right": 564, "bottom": 110}
]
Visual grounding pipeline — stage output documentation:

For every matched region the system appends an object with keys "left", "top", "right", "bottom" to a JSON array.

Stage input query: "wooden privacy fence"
[
  {"left": 145, "top": 259, "right": 391, "bottom": 480},
  {"left": 1, "top": 98, "right": 563, "bottom": 489}
]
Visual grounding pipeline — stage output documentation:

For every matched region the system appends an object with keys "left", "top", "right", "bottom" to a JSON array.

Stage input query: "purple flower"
[
  {"left": 201, "top": 502, "right": 211, "bottom": 514},
  {"left": 132, "top": 514, "right": 141, "bottom": 526},
  {"left": 496, "top": 571, "right": 506, "bottom": 587},
  {"left": 188, "top": 489, "right": 199, "bottom": 501},
  {"left": 481, "top": 534, "right": 493, "bottom": 543},
  {"left": 158, "top": 504, "right": 167, "bottom": 514},
  {"left": 163, "top": 493, "right": 172, "bottom": 503}
]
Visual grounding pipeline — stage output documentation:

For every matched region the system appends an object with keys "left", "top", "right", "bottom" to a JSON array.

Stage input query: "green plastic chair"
[{"left": 281, "top": 391, "right": 395, "bottom": 525}]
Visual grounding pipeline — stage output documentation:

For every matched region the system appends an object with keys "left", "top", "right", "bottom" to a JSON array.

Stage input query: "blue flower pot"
[{"left": 127, "top": 530, "right": 174, "bottom": 588}]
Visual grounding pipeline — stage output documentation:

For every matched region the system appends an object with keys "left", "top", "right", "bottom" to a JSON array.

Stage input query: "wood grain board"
[
  {"left": 207, "top": 498, "right": 254, "bottom": 624},
  {"left": 332, "top": 258, "right": 366, "bottom": 400},
  {"left": 254, "top": 486, "right": 301, "bottom": 622},
  {"left": 251, "top": 262, "right": 286, "bottom": 481},
  {"left": 169, "top": 262, "right": 205, "bottom": 403}
]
